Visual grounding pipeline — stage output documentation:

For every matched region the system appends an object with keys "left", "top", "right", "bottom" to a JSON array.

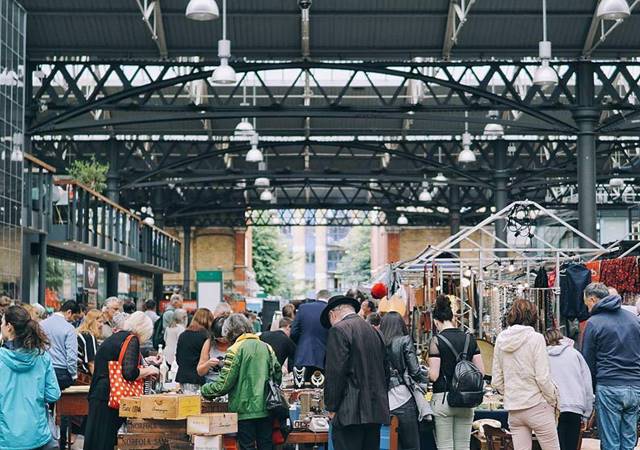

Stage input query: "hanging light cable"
[
  {"left": 210, "top": 0, "right": 236, "bottom": 84},
  {"left": 533, "top": 0, "right": 558, "bottom": 88}
]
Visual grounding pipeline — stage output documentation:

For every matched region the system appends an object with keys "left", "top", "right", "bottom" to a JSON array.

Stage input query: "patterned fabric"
[
  {"left": 107, "top": 334, "right": 143, "bottom": 409},
  {"left": 585, "top": 261, "right": 601, "bottom": 283},
  {"left": 600, "top": 257, "right": 640, "bottom": 295}
]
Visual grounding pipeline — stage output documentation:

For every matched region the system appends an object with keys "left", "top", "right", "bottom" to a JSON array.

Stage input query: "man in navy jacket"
[
  {"left": 582, "top": 282, "right": 640, "bottom": 450},
  {"left": 290, "top": 290, "right": 330, "bottom": 380}
]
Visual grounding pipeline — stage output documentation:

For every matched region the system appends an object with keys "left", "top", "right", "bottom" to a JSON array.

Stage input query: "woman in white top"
[{"left": 164, "top": 308, "right": 187, "bottom": 367}]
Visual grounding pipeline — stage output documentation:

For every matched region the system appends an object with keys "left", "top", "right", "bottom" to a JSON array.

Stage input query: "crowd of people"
[{"left": 0, "top": 280, "right": 639, "bottom": 450}]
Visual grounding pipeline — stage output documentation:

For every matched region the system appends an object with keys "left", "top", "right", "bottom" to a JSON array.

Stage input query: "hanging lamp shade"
[
  {"left": 434, "top": 173, "right": 448, "bottom": 183},
  {"left": 245, "top": 146, "right": 263, "bottom": 163},
  {"left": 533, "top": 60, "right": 558, "bottom": 88},
  {"left": 185, "top": 0, "right": 219, "bottom": 21},
  {"left": 397, "top": 214, "right": 409, "bottom": 226},
  {"left": 419, "top": 189, "right": 432, "bottom": 202},
  {"left": 254, "top": 177, "right": 270, "bottom": 187},
  {"left": 458, "top": 147, "right": 476, "bottom": 163},
  {"left": 597, "top": 0, "right": 631, "bottom": 20},
  {"left": 234, "top": 118, "right": 254, "bottom": 136},
  {"left": 210, "top": 59, "right": 236, "bottom": 85},
  {"left": 260, "top": 190, "right": 273, "bottom": 202}
]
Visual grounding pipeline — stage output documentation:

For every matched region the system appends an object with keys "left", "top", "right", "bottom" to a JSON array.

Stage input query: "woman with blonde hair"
[
  {"left": 77, "top": 309, "right": 103, "bottom": 376},
  {"left": 83, "top": 312, "right": 159, "bottom": 450},
  {"left": 176, "top": 308, "right": 214, "bottom": 392}
]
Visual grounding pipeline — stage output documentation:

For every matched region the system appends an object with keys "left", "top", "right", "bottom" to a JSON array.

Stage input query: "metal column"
[
  {"left": 494, "top": 140, "right": 508, "bottom": 256},
  {"left": 182, "top": 223, "right": 191, "bottom": 298},
  {"left": 153, "top": 208, "right": 165, "bottom": 301},
  {"left": 449, "top": 185, "right": 461, "bottom": 246},
  {"left": 38, "top": 234, "right": 47, "bottom": 305},
  {"left": 573, "top": 62, "right": 599, "bottom": 247},
  {"left": 106, "top": 141, "right": 120, "bottom": 297}
]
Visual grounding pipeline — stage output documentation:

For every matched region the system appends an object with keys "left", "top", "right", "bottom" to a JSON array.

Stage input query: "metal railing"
[{"left": 23, "top": 154, "right": 55, "bottom": 233}]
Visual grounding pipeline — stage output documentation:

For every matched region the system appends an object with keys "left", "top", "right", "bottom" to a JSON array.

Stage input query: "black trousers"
[
  {"left": 83, "top": 399, "right": 124, "bottom": 450},
  {"left": 53, "top": 368, "right": 73, "bottom": 449},
  {"left": 392, "top": 398, "right": 420, "bottom": 450},
  {"left": 557, "top": 412, "right": 582, "bottom": 450},
  {"left": 237, "top": 417, "right": 273, "bottom": 450},
  {"left": 331, "top": 423, "right": 381, "bottom": 450}
]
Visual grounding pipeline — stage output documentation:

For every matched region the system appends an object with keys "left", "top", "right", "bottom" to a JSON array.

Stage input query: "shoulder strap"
[
  {"left": 118, "top": 334, "right": 135, "bottom": 366},
  {"left": 461, "top": 333, "right": 471, "bottom": 361},
  {"left": 437, "top": 334, "right": 462, "bottom": 362}
]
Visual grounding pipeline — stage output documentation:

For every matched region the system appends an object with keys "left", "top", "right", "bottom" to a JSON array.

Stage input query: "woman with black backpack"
[
  {"left": 428, "top": 295, "right": 484, "bottom": 450},
  {"left": 380, "top": 311, "right": 429, "bottom": 450}
]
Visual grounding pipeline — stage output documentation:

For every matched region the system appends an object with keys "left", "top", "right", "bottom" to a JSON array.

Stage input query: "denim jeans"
[{"left": 596, "top": 385, "right": 640, "bottom": 450}]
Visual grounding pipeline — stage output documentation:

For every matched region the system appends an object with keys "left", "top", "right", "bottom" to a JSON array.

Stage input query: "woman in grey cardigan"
[{"left": 545, "top": 329, "right": 594, "bottom": 450}]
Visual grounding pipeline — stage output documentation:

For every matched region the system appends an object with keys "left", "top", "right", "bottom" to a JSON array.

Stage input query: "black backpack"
[
  {"left": 152, "top": 314, "right": 165, "bottom": 350},
  {"left": 437, "top": 333, "right": 484, "bottom": 408}
]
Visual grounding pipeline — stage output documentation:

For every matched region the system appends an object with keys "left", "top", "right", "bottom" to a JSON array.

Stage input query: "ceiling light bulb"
[
  {"left": 185, "top": 0, "right": 220, "bottom": 20},
  {"left": 260, "top": 190, "right": 273, "bottom": 202},
  {"left": 245, "top": 146, "right": 263, "bottom": 163},
  {"left": 234, "top": 118, "right": 254, "bottom": 136},
  {"left": 533, "top": 60, "right": 558, "bottom": 88},
  {"left": 419, "top": 189, "right": 432, "bottom": 202},
  {"left": 609, "top": 177, "right": 625, "bottom": 187},
  {"left": 397, "top": 214, "right": 409, "bottom": 226},
  {"left": 597, "top": 0, "right": 631, "bottom": 20},
  {"left": 255, "top": 177, "right": 270, "bottom": 188},
  {"left": 458, "top": 147, "right": 476, "bottom": 163}
]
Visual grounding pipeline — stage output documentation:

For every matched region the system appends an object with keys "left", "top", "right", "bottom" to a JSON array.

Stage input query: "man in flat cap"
[{"left": 321, "top": 295, "right": 390, "bottom": 450}]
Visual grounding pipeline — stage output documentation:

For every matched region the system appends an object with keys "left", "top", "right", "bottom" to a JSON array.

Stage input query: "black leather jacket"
[{"left": 387, "top": 335, "right": 428, "bottom": 390}]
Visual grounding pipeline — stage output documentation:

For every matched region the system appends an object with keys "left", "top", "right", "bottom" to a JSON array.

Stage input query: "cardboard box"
[
  {"left": 193, "top": 435, "right": 223, "bottom": 450},
  {"left": 126, "top": 419, "right": 187, "bottom": 434},
  {"left": 140, "top": 394, "right": 201, "bottom": 420},
  {"left": 120, "top": 397, "right": 142, "bottom": 419},
  {"left": 187, "top": 413, "right": 238, "bottom": 436},
  {"left": 117, "top": 432, "right": 166, "bottom": 449}
]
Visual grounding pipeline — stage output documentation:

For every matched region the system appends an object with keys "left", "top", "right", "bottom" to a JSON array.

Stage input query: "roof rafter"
[
  {"left": 583, "top": 0, "right": 639, "bottom": 57},
  {"left": 135, "top": 0, "right": 168, "bottom": 58},
  {"left": 442, "top": 0, "right": 477, "bottom": 60}
]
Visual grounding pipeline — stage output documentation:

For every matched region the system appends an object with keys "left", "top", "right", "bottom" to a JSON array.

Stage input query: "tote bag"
[{"left": 108, "top": 334, "right": 144, "bottom": 409}]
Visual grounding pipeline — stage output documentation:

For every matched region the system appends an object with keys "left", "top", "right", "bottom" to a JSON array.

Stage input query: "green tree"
[
  {"left": 337, "top": 227, "right": 371, "bottom": 287},
  {"left": 252, "top": 227, "right": 290, "bottom": 296},
  {"left": 68, "top": 156, "right": 109, "bottom": 193},
  {"left": 46, "top": 258, "right": 64, "bottom": 292}
]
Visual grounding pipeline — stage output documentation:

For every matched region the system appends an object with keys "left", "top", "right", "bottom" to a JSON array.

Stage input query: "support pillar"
[
  {"left": 573, "top": 62, "right": 599, "bottom": 246},
  {"left": 37, "top": 234, "right": 47, "bottom": 306},
  {"left": 153, "top": 212, "right": 165, "bottom": 301},
  {"left": 449, "top": 185, "right": 461, "bottom": 246},
  {"left": 233, "top": 228, "right": 248, "bottom": 296},
  {"left": 21, "top": 235, "right": 33, "bottom": 303},
  {"left": 494, "top": 140, "right": 509, "bottom": 256},
  {"left": 106, "top": 262, "right": 119, "bottom": 297},
  {"left": 106, "top": 141, "right": 120, "bottom": 297},
  {"left": 386, "top": 227, "right": 401, "bottom": 263},
  {"left": 182, "top": 223, "right": 191, "bottom": 298}
]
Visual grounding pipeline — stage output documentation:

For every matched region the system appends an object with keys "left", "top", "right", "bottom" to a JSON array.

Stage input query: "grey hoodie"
[{"left": 547, "top": 339, "right": 594, "bottom": 418}]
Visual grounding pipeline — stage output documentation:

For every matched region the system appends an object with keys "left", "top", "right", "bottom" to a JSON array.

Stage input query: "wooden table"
[{"left": 55, "top": 388, "right": 89, "bottom": 450}]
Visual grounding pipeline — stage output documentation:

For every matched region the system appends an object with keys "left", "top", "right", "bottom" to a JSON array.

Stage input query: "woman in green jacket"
[{"left": 202, "top": 313, "right": 281, "bottom": 450}]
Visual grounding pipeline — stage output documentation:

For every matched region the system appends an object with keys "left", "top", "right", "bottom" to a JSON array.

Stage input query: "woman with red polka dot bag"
[{"left": 107, "top": 334, "right": 144, "bottom": 409}]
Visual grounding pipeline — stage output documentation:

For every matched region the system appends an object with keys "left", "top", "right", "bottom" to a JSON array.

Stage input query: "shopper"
[
  {"left": 582, "top": 282, "right": 640, "bottom": 450},
  {"left": 282, "top": 303, "right": 296, "bottom": 320},
  {"left": 175, "top": 308, "right": 213, "bottom": 392},
  {"left": 197, "top": 316, "right": 229, "bottom": 383},
  {"left": 101, "top": 297, "right": 123, "bottom": 339},
  {"left": 492, "top": 299, "right": 560, "bottom": 450},
  {"left": 77, "top": 309, "right": 103, "bottom": 376},
  {"left": 367, "top": 312, "right": 382, "bottom": 330},
  {"left": 201, "top": 314, "right": 281, "bottom": 450},
  {"left": 164, "top": 308, "right": 187, "bottom": 367},
  {"left": 152, "top": 294, "right": 184, "bottom": 350},
  {"left": 83, "top": 312, "right": 159, "bottom": 450},
  {"left": 0, "top": 305, "right": 61, "bottom": 450},
  {"left": 427, "top": 295, "right": 483, "bottom": 450},
  {"left": 359, "top": 299, "right": 376, "bottom": 319},
  {"left": 143, "top": 299, "right": 159, "bottom": 323},
  {"left": 381, "top": 311, "right": 428, "bottom": 450},
  {"left": 260, "top": 317, "right": 296, "bottom": 372},
  {"left": 213, "top": 301, "right": 232, "bottom": 320},
  {"left": 40, "top": 300, "right": 81, "bottom": 390},
  {"left": 163, "top": 293, "right": 184, "bottom": 329},
  {"left": 322, "top": 295, "right": 390, "bottom": 450},
  {"left": 291, "top": 290, "right": 330, "bottom": 380},
  {"left": 544, "top": 329, "right": 593, "bottom": 450}
]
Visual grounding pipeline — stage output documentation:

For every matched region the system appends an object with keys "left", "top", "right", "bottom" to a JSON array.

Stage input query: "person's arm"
[
  {"left": 581, "top": 322, "right": 597, "bottom": 392},
  {"left": 324, "top": 327, "right": 350, "bottom": 414},
  {"left": 491, "top": 346, "right": 505, "bottom": 394},
  {"left": 44, "top": 355, "right": 61, "bottom": 403},
  {"left": 87, "top": 334, "right": 97, "bottom": 375},
  {"left": 286, "top": 338, "right": 297, "bottom": 373},
  {"left": 271, "top": 349, "right": 283, "bottom": 385},
  {"left": 201, "top": 346, "right": 240, "bottom": 399},
  {"left": 404, "top": 337, "right": 428, "bottom": 384},
  {"left": 427, "top": 337, "right": 441, "bottom": 382},
  {"left": 197, "top": 339, "right": 217, "bottom": 376},
  {"left": 578, "top": 351, "right": 595, "bottom": 419},
  {"left": 121, "top": 335, "right": 142, "bottom": 381},
  {"left": 66, "top": 327, "right": 78, "bottom": 379},
  {"left": 290, "top": 311, "right": 302, "bottom": 343},
  {"left": 472, "top": 354, "right": 485, "bottom": 375},
  {"left": 533, "top": 335, "right": 559, "bottom": 408}
]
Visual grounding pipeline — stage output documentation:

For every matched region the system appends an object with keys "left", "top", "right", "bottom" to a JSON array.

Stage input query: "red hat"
[{"left": 371, "top": 282, "right": 388, "bottom": 300}]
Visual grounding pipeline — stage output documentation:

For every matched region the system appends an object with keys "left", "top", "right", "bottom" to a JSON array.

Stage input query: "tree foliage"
[
  {"left": 68, "top": 156, "right": 109, "bottom": 194},
  {"left": 252, "top": 227, "right": 290, "bottom": 296},
  {"left": 46, "top": 258, "right": 64, "bottom": 292},
  {"left": 337, "top": 227, "right": 371, "bottom": 287}
]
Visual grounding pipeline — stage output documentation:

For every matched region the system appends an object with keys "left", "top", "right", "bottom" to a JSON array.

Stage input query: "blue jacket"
[
  {"left": 0, "top": 346, "right": 61, "bottom": 450},
  {"left": 290, "top": 300, "right": 328, "bottom": 369},
  {"left": 582, "top": 294, "right": 640, "bottom": 389}
]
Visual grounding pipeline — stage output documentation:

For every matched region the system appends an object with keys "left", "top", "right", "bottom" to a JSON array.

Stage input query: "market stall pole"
[{"left": 55, "top": 385, "right": 90, "bottom": 450}]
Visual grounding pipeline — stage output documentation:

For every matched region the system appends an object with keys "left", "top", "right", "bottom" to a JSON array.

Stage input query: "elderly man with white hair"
[{"left": 101, "top": 297, "right": 123, "bottom": 339}]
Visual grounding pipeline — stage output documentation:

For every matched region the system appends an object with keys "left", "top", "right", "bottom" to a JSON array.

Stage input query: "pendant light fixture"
[
  {"left": 210, "top": 0, "right": 236, "bottom": 85},
  {"left": 235, "top": 118, "right": 254, "bottom": 136},
  {"left": 533, "top": 0, "right": 558, "bottom": 88},
  {"left": 418, "top": 180, "right": 432, "bottom": 202},
  {"left": 597, "top": 0, "right": 631, "bottom": 20},
  {"left": 245, "top": 133, "right": 263, "bottom": 163},
  {"left": 260, "top": 190, "right": 273, "bottom": 202},
  {"left": 397, "top": 214, "right": 409, "bottom": 226},
  {"left": 458, "top": 113, "right": 476, "bottom": 163},
  {"left": 185, "top": 0, "right": 219, "bottom": 21},
  {"left": 255, "top": 177, "right": 270, "bottom": 188},
  {"left": 434, "top": 173, "right": 448, "bottom": 184},
  {"left": 484, "top": 110, "right": 505, "bottom": 136}
]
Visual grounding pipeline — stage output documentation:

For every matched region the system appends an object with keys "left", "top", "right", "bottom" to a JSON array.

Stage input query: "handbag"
[
  {"left": 108, "top": 334, "right": 144, "bottom": 409},
  {"left": 264, "top": 346, "right": 289, "bottom": 418},
  {"left": 403, "top": 372, "right": 433, "bottom": 422}
]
